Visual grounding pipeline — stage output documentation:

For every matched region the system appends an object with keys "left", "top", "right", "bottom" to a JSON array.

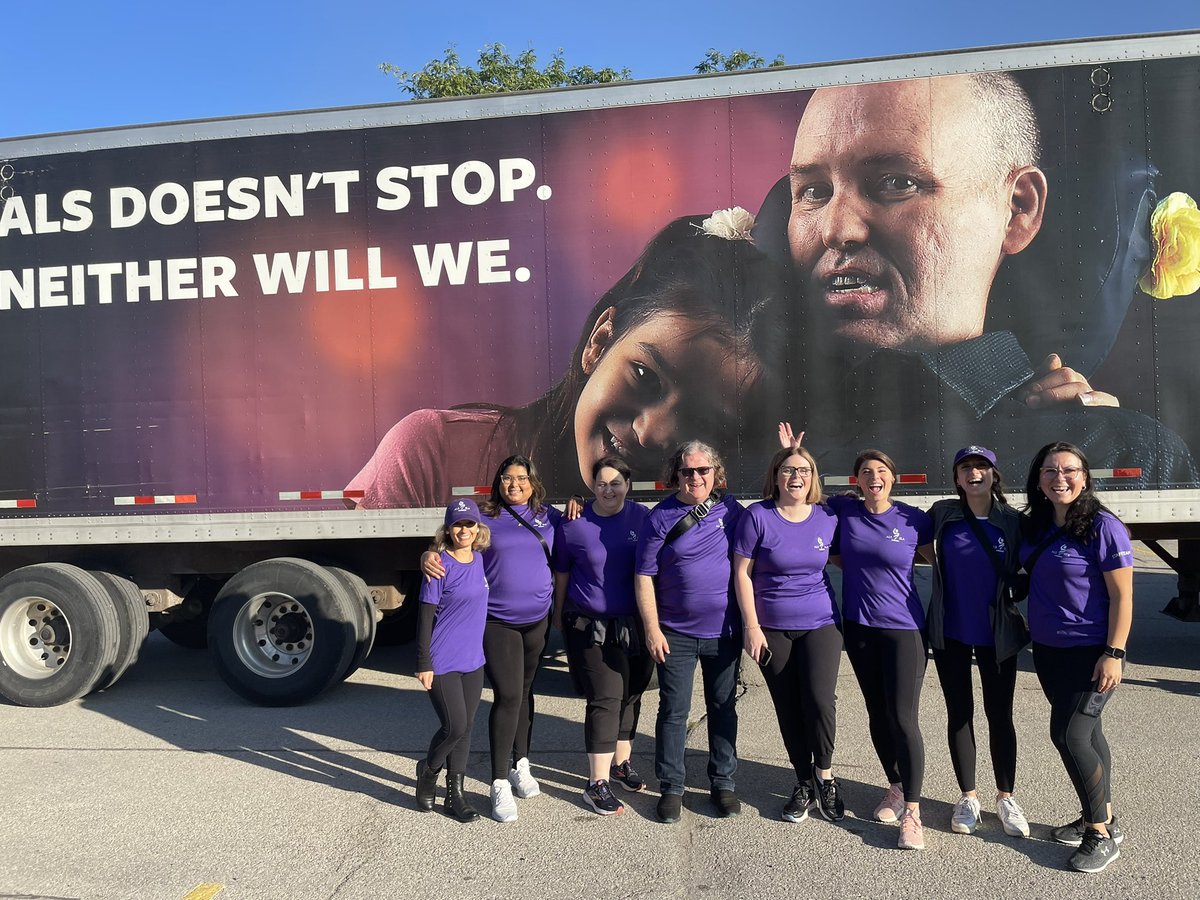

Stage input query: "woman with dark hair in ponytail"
[{"left": 1022, "top": 441, "right": 1133, "bottom": 873}]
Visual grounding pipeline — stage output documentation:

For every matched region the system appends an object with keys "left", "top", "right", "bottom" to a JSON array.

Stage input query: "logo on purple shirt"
[{"left": 888, "top": 528, "right": 905, "bottom": 543}]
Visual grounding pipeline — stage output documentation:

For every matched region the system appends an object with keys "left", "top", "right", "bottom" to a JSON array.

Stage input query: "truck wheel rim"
[
  {"left": 231, "top": 593, "right": 314, "bottom": 678},
  {"left": 0, "top": 597, "right": 72, "bottom": 680}
]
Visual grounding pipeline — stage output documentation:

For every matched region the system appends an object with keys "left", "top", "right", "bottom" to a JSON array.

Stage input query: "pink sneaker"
[
  {"left": 873, "top": 785, "right": 905, "bottom": 823},
  {"left": 898, "top": 808, "right": 925, "bottom": 850}
]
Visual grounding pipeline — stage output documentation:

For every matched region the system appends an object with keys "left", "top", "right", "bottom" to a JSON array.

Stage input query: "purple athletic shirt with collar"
[
  {"left": 941, "top": 518, "right": 1003, "bottom": 646},
  {"left": 828, "top": 494, "right": 933, "bottom": 631},
  {"left": 482, "top": 502, "right": 561, "bottom": 625},
  {"left": 732, "top": 500, "right": 839, "bottom": 630},
  {"left": 636, "top": 493, "right": 743, "bottom": 639},
  {"left": 1023, "top": 511, "right": 1133, "bottom": 647},
  {"left": 419, "top": 550, "right": 488, "bottom": 675},
  {"left": 552, "top": 501, "right": 647, "bottom": 618}
]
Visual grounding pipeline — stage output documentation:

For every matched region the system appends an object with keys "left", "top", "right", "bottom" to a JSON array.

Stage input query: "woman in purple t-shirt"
[
  {"left": 928, "top": 446, "right": 1030, "bottom": 840},
  {"left": 422, "top": 455, "right": 561, "bottom": 824},
  {"left": 733, "top": 444, "right": 844, "bottom": 825},
  {"left": 414, "top": 498, "right": 491, "bottom": 823},
  {"left": 827, "top": 449, "right": 933, "bottom": 851},
  {"left": 1021, "top": 441, "right": 1133, "bottom": 874},
  {"left": 552, "top": 455, "right": 654, "bottom": 816}
]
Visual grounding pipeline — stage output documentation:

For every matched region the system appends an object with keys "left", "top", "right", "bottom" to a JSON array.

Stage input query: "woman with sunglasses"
[
  {"left": 635, "top": 441, "right": 744, "bottom": 824},
  {"left": 421, "top": 455, "right": 561, "bottom": 823},
  {"left": 733, "top": 443, "right": 844, "bottom": 825},
  {"left": 1022, "top": 442, "right": 1133, "bottom": 873}
]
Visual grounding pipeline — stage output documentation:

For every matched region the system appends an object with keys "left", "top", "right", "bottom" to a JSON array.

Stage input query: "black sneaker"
[
  {"left": 1069, "top": 827, "right": 1121, "bottom": 873},
  {"left": 710, "top": 788, "right": 742, "bottom": 818},
  {"left": 782, "top": 782, "right": 812, "bottom": 823},
  {"left": 813, "top": 773, "right": 846, "bottom": 822},
  {"left": 1052, "top": 814, "right": 1125, "bottom": 847},
  {"left": 582, "top": 779, "right": 625, "bottom": 816},
  {"left": 610, "top": 760, "right": 646, "bottom": 793},
  {"left": 657, "top": 792, "right": 683, "bottom": 824}
]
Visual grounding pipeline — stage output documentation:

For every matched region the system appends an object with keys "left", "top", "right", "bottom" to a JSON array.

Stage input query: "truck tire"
[
  {"left": 157, "top": 577, "right": 222, "bottom": 649},
  {"left": 90, "top": 572, "right": 150, "bottom": 691},
  {"left": 324, "top": 566, "right": 376, "bottom": 681},
  {"left": 208, "top": 558, "right": 358, "bottom": 706},
  {"left": 0, "top": 564, "right": 122, "bottom": 707}
]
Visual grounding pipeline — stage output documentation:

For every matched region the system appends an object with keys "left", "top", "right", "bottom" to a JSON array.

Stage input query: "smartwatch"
[{"left": 1102, "top": 645, "right": 1126, "bottom": 660}]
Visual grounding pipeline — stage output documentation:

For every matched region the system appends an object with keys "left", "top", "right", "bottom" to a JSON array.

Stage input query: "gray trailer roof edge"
[{"left": 3, "top": 31, "right": 1199, "bottom": 156}]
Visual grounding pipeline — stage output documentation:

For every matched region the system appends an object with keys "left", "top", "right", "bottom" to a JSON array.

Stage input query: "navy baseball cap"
[
  {"left": 444, "top": 497, "right": 482, "bottom": 526},
  {"left": 952, "top": 446, "right": 998, "bottom": 468}
]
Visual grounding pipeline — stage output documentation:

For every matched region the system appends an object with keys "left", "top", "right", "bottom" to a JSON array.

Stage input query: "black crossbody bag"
[{"left": 663, "top": 495, "right": 718, "bottom": 547}]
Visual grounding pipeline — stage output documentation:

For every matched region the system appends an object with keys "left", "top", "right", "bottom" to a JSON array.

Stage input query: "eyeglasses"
[
  {"left": 680, "top": 466, "right": 714, "bottom": 478},
  {"left": 1039, "top": 466, "right": 1084, "bottom": 478},
  {"left": 500, "top": 475, "right": 531, "bottom": 484},
  {"left": 779, "top": 465, "right": 812, "bottom": 477}
]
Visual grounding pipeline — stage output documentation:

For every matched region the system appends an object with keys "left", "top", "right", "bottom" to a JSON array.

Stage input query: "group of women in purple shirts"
[{"left": 411, "top": 434, "right": 1133, "bottom": 874}]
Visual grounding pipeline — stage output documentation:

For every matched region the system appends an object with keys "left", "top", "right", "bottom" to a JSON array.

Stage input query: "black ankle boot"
[
  {"left": 415, "top": 760, "right": 439, "bottom": 812},
  {"left": 445, "top": 772, "right": 480, "bottom": 823}
]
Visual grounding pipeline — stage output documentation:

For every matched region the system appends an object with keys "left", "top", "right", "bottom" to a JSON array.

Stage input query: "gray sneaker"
[
  {"left": 950, "top": 795, "right": 981, "bottom": 834},
  {"left": 1069, "top": 827, "right": 1120, "bottom": 873},
  {"left": 1052, "top": 813, "right": 1124, "bottom": 847}
]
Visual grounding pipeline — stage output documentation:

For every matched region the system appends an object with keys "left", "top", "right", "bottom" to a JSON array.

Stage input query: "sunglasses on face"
[{"left": 680, "top": 466, "right": 714, "bottom": 478}]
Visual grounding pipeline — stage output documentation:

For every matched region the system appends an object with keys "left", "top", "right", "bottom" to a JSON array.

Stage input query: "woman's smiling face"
[{"left": 573, "top": 310, "right": 752, "bottom": 485}]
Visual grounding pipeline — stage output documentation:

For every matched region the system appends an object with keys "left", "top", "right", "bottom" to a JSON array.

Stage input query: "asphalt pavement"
[{"left": 0, "top": 543, "right": 1197, "bottom": 899}]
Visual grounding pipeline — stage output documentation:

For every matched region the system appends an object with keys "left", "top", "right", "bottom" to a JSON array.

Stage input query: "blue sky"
[{"left": 7, "top": 0, "right": 1198, "bottom": 137}]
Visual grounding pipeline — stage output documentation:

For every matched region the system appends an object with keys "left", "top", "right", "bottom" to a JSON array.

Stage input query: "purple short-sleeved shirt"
[
  {"left": 419, "top": 550, "right": 488, "bottom": 675},
  {"left": 482, "top": 503, "right": 561, "bottom": 625},
  {"left": 636, "top": 493, "right": 743, "bottom": 639},
  {"left": 829, "top": 495, "right": 933, "bottom": 631},
  {"left": 941, "top": 518, "right": 1004, "bottom": 646},
  {"left": 553, "top": 502, "right": 648, "bottom": 618},
  {"left": 1024, "top": 511, "right": 1133, "bottom": 647},
  {"left": 733, "top": 500, "right": 839, "bottom": 630}
]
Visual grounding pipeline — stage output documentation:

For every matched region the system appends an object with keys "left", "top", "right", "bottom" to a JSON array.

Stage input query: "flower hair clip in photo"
[
  {"left": 1138, "top": 191, "right": 1200, "bottom": 300},
  {"left": 698, "top": 207, "right": 755, "bottom": 242}
]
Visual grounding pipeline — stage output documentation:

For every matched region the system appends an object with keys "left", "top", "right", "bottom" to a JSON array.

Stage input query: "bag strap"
[
  {"left": 959, "top": 500, "right": 1010, "bottom": 580},
  {"left": 501, "top": 501, "right": 551, "bottom": 566},
  {"left": 663, "top": 495, "right": 717, "bottom": 547}
]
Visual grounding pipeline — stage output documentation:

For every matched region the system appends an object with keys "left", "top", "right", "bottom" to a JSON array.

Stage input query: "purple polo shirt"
[
  {"left": 419, "top": 551, "right": 488, "bottom": 675},
  {"left": 941, "top": 518, "right": 1004, "bottom": 646},
  {"left": 732, "top": 500, "right": 839, "bottom": 630},
  {"left": 636, "top": 493, "right": 743, "bottom": 639},
  {"left": 1024, "top": 511, "right": 1133, "bottom": 647},
  {"left": 553, "top": 501, "right": 647, "bottom": 618},
  {"left": 482, "top": 503, "right": 561, "bottom": 625},
  {"left": 829, "top": 495, "right": 933, "bottom": 631}
]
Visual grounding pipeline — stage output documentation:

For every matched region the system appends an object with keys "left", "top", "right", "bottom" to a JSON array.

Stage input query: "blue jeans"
[{"left": 654, "top": 627, "right": 740, "bottom": 795}]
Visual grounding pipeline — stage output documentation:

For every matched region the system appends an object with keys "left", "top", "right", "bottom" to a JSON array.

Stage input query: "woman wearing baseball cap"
[
  {"left": 413, "top": 497, "right": 491, "bottom": 822},
  {"left": 927, "top": 447, "right": 1031, "bottom": 840}
]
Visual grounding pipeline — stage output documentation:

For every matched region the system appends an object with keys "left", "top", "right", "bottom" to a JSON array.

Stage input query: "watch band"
[{"left": 1103, "top": 645, "right": 1126, "bottom": 659}]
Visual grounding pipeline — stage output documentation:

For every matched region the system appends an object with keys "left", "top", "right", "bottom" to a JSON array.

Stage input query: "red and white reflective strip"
[
  {"left": 1092, "top": 468, "right": 1142, "bottom": 479},
  {"left": 631, "top": 481, "right": 667, "bottom": 492},
  {"left": 824, "top": 474, "right": 928, "bottom": 486},
  {"left": 0, "top": 498, "right": 37, "bottom": 509},
  {"left": 452, "top": 486, "right": 491, "bottom": 496},
  {"left": 278, "top": 490, "right": 365, "bottom": 501},
  {"left": 113, "top": 494, "right": 198, "bottom": 506}
]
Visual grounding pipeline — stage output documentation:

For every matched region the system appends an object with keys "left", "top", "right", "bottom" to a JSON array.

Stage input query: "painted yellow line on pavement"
[{"left": 182, "top": 885, "right": 224, "bottom": 900}]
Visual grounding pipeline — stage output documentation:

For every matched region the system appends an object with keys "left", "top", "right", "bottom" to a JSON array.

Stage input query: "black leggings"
[
  {"left": 564, "top": 624, "right": 655, "bottom": 754},
  {"left": 843, "top": 620, "right": 927, "bottom": 802},
  {"left": 761, "top": 623, "right": 843, "bottom": 779},
  {"left": 426, "top": 666, "right": 485, "bottom": 774},
  {"left": 1033, "top": 642, "right": 1112, "bottom": 823},
  {"left": 483, "top": 616, "right": 549, "bottom": 781},
  {"left": 932, "top": 638, "right": 1018, "bottom": 793}
]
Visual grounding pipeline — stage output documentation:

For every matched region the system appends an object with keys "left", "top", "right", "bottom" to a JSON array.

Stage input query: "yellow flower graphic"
[{"left": 1139, "top": 192, "right": 1200, "bottom": 299}]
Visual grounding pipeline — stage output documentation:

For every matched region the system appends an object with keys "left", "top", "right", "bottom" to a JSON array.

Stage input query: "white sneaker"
[
  {"left": 997, "top": 796, "right": 1031, "bottom": 837},
  {"left": 508, "top": 757, "right": 541, "bottom": 799},
  {"left": 490, "top": 779, "right": 518, "bottom": 822},
  {"left": 873, "top": 784, "right": 905, "bottom": 823},
  {"left": 951, "top": 795, "right": 982, "bottom": 834}
]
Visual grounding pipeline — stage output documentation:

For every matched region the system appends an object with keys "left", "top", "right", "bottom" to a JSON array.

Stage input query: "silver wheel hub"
[
  {"left": 230, "top": 593, "right": 314, "bottom": 678},
  {"left": 0, "top": 597, "right": 71, "bottom": 679}
]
